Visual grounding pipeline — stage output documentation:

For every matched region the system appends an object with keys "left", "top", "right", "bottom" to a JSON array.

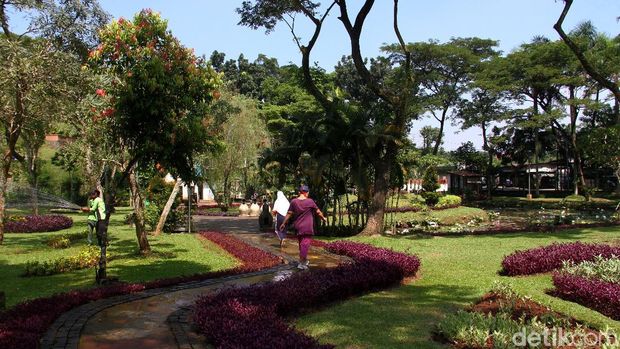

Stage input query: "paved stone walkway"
[{"left": 41, "top": 216, "right": 342, "bottom": 349}]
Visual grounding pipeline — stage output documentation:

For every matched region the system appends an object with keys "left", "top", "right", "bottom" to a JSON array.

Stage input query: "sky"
[{"left": 9, "top": 0, "right": 620, "bottom": 150}]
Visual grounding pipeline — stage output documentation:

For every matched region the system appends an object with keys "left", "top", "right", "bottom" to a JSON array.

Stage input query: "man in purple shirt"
[{"left": 280, "top": 185, "right": 327, "bottom": 270}]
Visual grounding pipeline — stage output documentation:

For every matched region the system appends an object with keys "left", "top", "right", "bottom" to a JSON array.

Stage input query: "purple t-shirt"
[{"left": 289, "top": 198, "right": 318, "bottom": 235}]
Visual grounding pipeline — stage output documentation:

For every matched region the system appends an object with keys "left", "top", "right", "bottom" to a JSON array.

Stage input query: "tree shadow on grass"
[
  {"left": 298, "top": 283, "right": 478, "bottom": 349},
  {"left": 106, "top": 258, "right": 224, "bottom": 285}
]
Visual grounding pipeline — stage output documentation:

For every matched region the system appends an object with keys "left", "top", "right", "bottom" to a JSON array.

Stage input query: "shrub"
[
  {"left": 23, "top": 246, "right": 100, "bottom": 277},
  {"left": 501, "top": 242, "right": 620, "bottom": 276},
  {"left": 560, "top": 256, "right": 620, "bottom": 284},
  {"left": 45, "top": 231, "right": 88, "bottom": 249},
  {"left": 422, "top": 166, "right": 440, "bottom": 193},
  {"left": 5, "top": 215, "right": 73, "bottom": 233},
  {"left": 435, "top": 195, "right": 461, "bottom": 209},
  {"left": 422, "top": 191, "right": 441, "bottom": 206},
  {"left": 552, "top": 272, "right": 620, "bottom": 320},
  {"left": 316, "top": 225, "right": 362, "bottom": 237},
  {"left": 192, "top": 241, "right": 420, "bottom": 349},
  {"left": 563, "top": 194, "right": 586, "bottom": 202}
]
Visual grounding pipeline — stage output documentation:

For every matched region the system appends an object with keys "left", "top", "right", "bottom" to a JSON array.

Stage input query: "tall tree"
[
  {"left": 238, "top": 0, "right": 419, "bottom": 235},
  {"left": 554, "top": 0, "right": 620, "bottom": 107},
  {"left": 404, "top": 38, "right": 499, "bottom": 154},
  {"left": 88, "top": 10, "right": 219, "bottom": 278},
  {"left": 456, "top": 87, "right": 508, "bottom": 197}
]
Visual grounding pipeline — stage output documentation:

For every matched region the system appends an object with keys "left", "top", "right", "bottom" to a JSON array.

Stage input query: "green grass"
[
  {"left": 0, "top": 208, "right": 238, "bottom": 307},
  {"left": 298, "top": 226, "right": 620, "bottom": 348}
]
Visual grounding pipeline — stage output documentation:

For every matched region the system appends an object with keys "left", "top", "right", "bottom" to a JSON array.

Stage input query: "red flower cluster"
[
  {"left": 552, "top": 272, "right": 620, "bottom": 320},
  {"left": 501, "top": 242, "right": 620, "bottom": 276},
  {"left": 0, "top": 232, "right": 282, "bottom": 349},
  {"left": 192, "top": 241, "right": 420, "bottom": 348},
  {"left": 5, "top": 215, "right": 73, "bottom": 233}
]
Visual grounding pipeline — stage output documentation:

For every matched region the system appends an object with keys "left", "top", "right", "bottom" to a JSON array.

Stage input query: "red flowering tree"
[{"left": 87, "top": 9, "right": 220, "bottom": 279}]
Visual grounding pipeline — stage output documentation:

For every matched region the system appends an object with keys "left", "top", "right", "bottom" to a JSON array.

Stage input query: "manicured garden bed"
[
  {"left": 0, "top": 231, "right": 282, "bottom": 349},
  {"left": 192, "top": 241, "right": 421, "bottom": 349},
  {"left": 5, "top": 215, "right": 73, "bottom": 233},
  {"left": 500, "top": 241, "right": 620, "bottom": 323},
  {"left": 500, "top": 242, "right": 620, "bottom": 276},
  {"left": 436, "top": 284, "right": 617, "bottom": 348}
]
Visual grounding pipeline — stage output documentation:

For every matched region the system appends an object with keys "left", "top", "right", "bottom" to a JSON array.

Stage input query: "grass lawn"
[
  {"left": 0, "top": 208, "right": 238, "bottom": 307},
  {"left": 298, "top": 226, "right": 620, "bottom": 348}
]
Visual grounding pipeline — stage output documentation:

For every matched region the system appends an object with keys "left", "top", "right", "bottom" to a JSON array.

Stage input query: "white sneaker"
[{"left": 297, "top": 263, "right": 308, "bottom": 270}]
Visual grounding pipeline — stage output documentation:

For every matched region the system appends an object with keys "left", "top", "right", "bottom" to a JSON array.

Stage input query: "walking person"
[
  {"left": 280, "top": 185, "right": 327, "bottom": 270},
  {"left": 82, "top": 189, "right": 106, "bottom": 246},
  {"left": 272, "top": 191, "right": 290, "bottom": 248}
]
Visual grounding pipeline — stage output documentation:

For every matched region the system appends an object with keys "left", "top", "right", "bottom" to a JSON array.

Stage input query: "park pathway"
[{"left": 41, "top": 216, "right": 342, "bottom": 349}]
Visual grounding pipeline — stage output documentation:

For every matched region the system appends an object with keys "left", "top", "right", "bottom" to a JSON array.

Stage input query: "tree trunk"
[
  {"left": 432, "top": 108, "right": 448, "bottom": 155},
  {"left": 128, "top": 169, "right": 150, "bottom": 253},
  {"left": 154, "top": 178, "right": 182, "bottom": 236},
  {"left": 569, "top": 86, "right": 588, "bottom": 198},
  {"left": 0, "top": 169, "right": 7, "bottom": 245},
  {"left": 481, "top": 123, "right": 493, "bottom": 199},
  {"left": 359, "top": 146, "right": 394, "bottom": 236}
]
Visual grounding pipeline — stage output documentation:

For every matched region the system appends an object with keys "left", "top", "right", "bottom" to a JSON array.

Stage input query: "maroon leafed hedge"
[
  {"left": 501, "top": 242, "right": 620, "bottom": 276},
  {"left": 192, "top": 241, "right": 421, "bottom": 349},
  {"left": 5, "top": 215, "right": 73, "bottom": 233},
  {"left": 552, "top": 272, "right": 620, "bottom": 320},
  {"left": 0, "top": 232, "right": 282, "bottom": 349}
]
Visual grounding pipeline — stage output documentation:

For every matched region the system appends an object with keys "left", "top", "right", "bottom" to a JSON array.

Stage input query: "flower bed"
[
  {"left": 45, "top": 231, "right": 87, "bottom": 249},
  {"left": 5, "top": 215, "right": 73, "bottom": 233},
  {"left": 0, "top": 232, "right": 282, "bottom": 349},
  {"left": 436, "top": 283, "right": 617, "bottom": 348},
  {"left": 552, "top": 272, "right": 620, "bottom": 321},
  {"left": 23, "top": 246, "right": 100, "bottom": 277},
  {"left": 500, "top": 242, "right": 620, "bottom": 276},
  {"left": 192, "top": 241, "right": 420, "bottom": 349}
]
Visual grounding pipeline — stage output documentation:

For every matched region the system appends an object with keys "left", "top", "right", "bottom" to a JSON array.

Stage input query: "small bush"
[
  {"left": 422, "top": 166, "right": 440, "bottom": 192},
  {"left": 45, "top": 231, "right": 88, "bottom": 249},
  {"left": 409, "top": 194, "right": 426, "bottom": 206},
  {"left": 422, "top": 192, "right": 441, "bottom": 206},
  {"left": 563, "top": 194, "right": 586, "bottom": 202},
  {"left": 23, "top": 246, "right": 100, "bottom": 277},
  {"left": 5, "top": 215, "right": 73, "bottom": 233},
  {"left": 435, "top": 195, "right": 461, "bottom": 209}
]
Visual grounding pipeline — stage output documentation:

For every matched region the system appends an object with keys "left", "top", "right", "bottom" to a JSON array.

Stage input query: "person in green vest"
[{"left": 82, "top": 189, "right": 106, "bottom": 245}]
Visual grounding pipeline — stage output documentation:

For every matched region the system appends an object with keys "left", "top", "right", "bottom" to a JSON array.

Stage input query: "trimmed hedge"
[
  {"left": 500, "top": 242, "right": 620, "bottom": 276},
  {"left": 5, "top": 215, "right": 73, "bottom": 233},
  {"left": 435, "top": 195, "right": 461, "bottom": 209},
  {"left": 0, "top": 232, "right": 282, "bottom": 349},
  {"left": 192, "top": 241, "right": 421, "bottom": 349},
  {"left": 552, "top": 272, "right": 620, "bottom": 320}
]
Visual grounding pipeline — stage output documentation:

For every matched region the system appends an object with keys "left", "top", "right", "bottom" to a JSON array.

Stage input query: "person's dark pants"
[{"left": 87, "top": 220, "right": 97, "bottom": 244}]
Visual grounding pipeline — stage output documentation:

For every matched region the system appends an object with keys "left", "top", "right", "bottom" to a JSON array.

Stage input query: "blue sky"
[{"left": 9, "top": 1, "right": 620, "bottom": 149}]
